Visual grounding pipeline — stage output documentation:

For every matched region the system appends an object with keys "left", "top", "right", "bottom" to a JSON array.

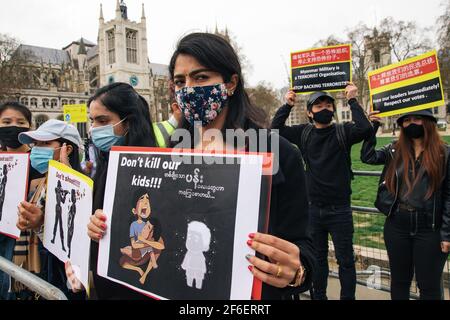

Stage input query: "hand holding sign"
[
  {"left": 345, "top": 82, "right": 358, "bottom": 100},
  {"left": 17, "top": 201, "right": 44, "bottom": 231},
  {"left": 285, "top": 91, "right": 296, "bottom": 107}
]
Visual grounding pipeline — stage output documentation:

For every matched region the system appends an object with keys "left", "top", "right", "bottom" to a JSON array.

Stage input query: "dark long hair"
[
  {"left": 385, "top": 118, "right": 446, "bottom": 200},
  {"left": 88, "top": 83, "right": 157, "bottom": 209},
  {"left": 57, "top": 138, "right": 82, "bottom": 173},
  {"left": 0, "top": 101, "right": 32, "bottom": 126},
  {"left": 168, "top": 32, "right": 267, "bottom": 137}
]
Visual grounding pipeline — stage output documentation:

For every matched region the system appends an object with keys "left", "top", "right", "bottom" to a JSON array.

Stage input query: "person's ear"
[
  {"left": 132, "top": 208, "right": 137, "bottom": 215},
  {"left": 66, "top": 144, "right": 73, "bottom": 156},
  {"left": 226, "top": 74, "right": 239, "bottom": 97}
]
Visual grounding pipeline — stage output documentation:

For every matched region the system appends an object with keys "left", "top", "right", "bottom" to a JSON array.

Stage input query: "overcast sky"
[{"left": 0, "top": 0, "right": 446, "bottom": 88}]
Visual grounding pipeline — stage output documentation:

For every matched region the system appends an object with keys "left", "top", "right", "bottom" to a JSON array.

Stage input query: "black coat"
[
  {"left": 360, "top": 122, "right": 450, "bottom": 242},
  {"left": 259, "top": 131, "right": 315, "bottom": 299}
]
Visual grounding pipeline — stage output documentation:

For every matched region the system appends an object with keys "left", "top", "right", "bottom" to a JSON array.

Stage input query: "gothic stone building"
[{"left": 14, "top": 1, "right": 171, "bottom": 137}]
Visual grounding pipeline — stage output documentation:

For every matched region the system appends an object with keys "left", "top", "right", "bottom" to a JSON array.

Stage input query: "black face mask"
[
  {"left": 312, "top": 109, "right": 334, "bottom": 124},
  {"left": 0, "top": 126, "right": 29, "bottom": 149},
  {"left": 403, "top": 124, "right": 425, "bottom": 139}
]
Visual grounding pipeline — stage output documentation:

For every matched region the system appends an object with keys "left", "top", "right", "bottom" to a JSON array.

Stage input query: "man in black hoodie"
[{"left": 271, "top": 83, "right": 372, "bottom": 300}]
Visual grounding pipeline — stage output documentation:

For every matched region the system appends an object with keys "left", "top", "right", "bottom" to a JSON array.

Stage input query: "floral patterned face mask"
[{"left": 175, "top": 83, "right": 229, "bottom": 127}]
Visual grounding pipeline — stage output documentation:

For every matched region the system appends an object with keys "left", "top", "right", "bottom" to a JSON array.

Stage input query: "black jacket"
[
  {"left": 271, "top": 98, "right": 372, "bottom": 206},
  {"left": 360, "top": 122, "right": 450, "bottom": 242},
  {"left": 258, "top": 131, "right": 315, "bottom": 299}
]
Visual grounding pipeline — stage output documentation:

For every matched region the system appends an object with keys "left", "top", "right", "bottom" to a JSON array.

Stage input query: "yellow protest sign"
[
  {"left": 368, "top": 51, "right": 445, "bottom": 117},
  {"left": 291, "top": 44, "right": 352, "bottom": 94},
  {"left": 63, "top": 104, "right": 88, "bottom": 123}
]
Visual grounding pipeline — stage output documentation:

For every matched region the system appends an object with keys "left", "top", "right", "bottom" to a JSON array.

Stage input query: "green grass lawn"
[{"left": 350, "top": 136, "right": 450, "bottom": 250}]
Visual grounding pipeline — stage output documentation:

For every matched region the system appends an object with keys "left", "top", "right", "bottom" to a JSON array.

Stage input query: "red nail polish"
[
  {"left": 101, "top": 223, "right": 107, "bottom": 230},
  {"left": 247, "top": 240, "right": 253, "bottom": 247},
  {"left": 100, "top": 215, "right": 107, "bottom": 222},
  {"left": 249, "top": 233, "right": 255, "bottom": 239},
  {"left": 248, "top": 265, "right": 253, "bottom": 272}
]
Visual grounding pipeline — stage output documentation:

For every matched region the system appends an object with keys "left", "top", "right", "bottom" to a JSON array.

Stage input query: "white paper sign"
[
  {"left": 43, "top": 160, "right": 93, "bottom": 294},
  {"left": 97, "top": 147, "right": 272, "bottom": 300},
  {"left": 0, "top": 152, "right": 29, "bottom": 239}
]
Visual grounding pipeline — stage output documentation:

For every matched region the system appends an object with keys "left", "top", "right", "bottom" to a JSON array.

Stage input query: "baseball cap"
[
  {"left": 19, "top": 119, "right": 82, "bottom": 147},
  {"left": 307, "top": 91, "right": 335, "bottom": 110}
]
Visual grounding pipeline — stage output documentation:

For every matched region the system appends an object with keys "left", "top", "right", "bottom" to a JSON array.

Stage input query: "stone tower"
[{"left": 98, "top": 1, "right": 151, "bottom": 101}]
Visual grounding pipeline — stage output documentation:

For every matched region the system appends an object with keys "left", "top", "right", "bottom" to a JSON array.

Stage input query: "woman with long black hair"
[
  {"left": 85, "top": 82, "right": 159, "bottom": 299},
  {"left": 362, "top": 109, "right": 450, "bottom": 300},
  {"left": 168, "top": 33, "right": 314, "bottom": 299}
]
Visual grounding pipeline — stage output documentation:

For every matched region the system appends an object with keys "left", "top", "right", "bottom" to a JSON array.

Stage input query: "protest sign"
[
  {"left": 63, "top": 104, "right": 88, "bottom": 123},
  {"left": 0, "top": 152, "right": 29, "bottom": 239},
  {"left": 291, "top": 44, "right": 352, "bottom": 94},
  {"left": 98, "top": 147, "right": 272, "bottom": 300},
  {"left": 369, "top": 50, "right": 445, "bottom": 117},
  {"left": 43, "top": 160, "right": 93, "bottom": 295}
]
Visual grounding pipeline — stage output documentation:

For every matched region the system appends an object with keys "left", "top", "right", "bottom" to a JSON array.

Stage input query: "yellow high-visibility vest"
[{"left": 152, "top": 121, "right": 176, "bottom": 148}]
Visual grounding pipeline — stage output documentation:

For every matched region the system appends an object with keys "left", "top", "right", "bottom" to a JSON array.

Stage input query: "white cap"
[{"left": 19, "top": 119, "right": 82, "bottom": 148}]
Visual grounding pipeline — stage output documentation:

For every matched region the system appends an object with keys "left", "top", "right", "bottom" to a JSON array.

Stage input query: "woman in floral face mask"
[{"left": 168, "top": 33, "right": 315, "bottom": 299}]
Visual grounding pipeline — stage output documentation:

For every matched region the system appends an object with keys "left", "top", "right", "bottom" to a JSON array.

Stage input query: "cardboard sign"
[
  {"left": 291, "top": 44, "right": 352, "bottom": 94},
  {"left": 97, "top": 147, "right": 272, "bottom": 300},
  {"left": 43, "top": 160, "right": 93, "bottom": 295},
  {"left": 0, "top": 152, "right": 29, "bottom": 239},
  {"left": 369, "top": 51, "right": 445, "bottom": 117},
  {"left": 63, "top": 104, "right": 88, "bottom": 123}
]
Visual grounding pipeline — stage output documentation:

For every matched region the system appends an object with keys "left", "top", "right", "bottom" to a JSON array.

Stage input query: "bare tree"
[
  {"left": 437, "top": 0, "right": 450, "bottom": 48},
  {"left": 346, "top": 23, "right": 373, "bottom": 105},
  {"left": 247, "top": 81, "right": 281, "bottom": 121},
  {"left": 0, "top": 34, "right": 33, "bottom": 101},
  {"left": 313, "top": 35, "right": 345, "bottom": 48},
  {"left": 379, "top": 17, "right": 432, "bottom": 63}
]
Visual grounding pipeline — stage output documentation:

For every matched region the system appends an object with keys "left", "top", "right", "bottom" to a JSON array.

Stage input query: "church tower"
[{"left": 98, "top": 1, "right": 151, "bottom": 100}]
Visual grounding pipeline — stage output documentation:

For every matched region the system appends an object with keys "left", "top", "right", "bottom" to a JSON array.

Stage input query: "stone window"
[
  {"left": 107, "top": 29, "right": 116, "bottom": 64},
  {"left": 126, "top": 29, "right": 138, "bottom": 64}
]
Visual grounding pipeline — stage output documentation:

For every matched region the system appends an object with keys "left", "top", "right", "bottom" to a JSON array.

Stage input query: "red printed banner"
[
  {"left": 369, "top": 55, "right": 438, "bottom": 90},
  {"left": 291, "top": 44, "right": 351, "bottom": 68}
]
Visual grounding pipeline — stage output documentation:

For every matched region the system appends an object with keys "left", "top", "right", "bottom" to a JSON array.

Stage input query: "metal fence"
[
  {"left": 0, "top": 256, "right": 67, "bottom": 300},
  {"left": 327, "top": 170, "right": 450, "bottom": 300}
]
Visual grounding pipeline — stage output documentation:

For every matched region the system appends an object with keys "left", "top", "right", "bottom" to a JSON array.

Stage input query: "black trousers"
[
  {"left": 384, "top": 211, "right": 448, "bottom": 300},
  {"left": 310, "top": 203, "right": 356, "bottom": 300}
]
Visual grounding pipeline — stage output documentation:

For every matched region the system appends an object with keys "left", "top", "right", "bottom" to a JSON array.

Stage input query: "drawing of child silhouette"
[
  {"left": 119, "top": 192, "right": 164, "bottom": 285},
  {"left": 181, "top": 221, "right": 211, "bottom": 290},
  {"left": 0, "top": 164, "right": 8, "bottom": 221}
]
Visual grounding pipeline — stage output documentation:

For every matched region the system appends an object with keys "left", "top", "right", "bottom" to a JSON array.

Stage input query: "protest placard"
[
  {"left": 0, "top": 152, "right": 29, "bottom": 239},
  {"left": 97, "top": 147, "right": 272, "bottom": 300},
  {"left": 291, "top": 44, "right": 352, "bottom": 94},
  {"left": 43, "top": 160, "right": 93, "bottom": 295},
  {"left": 63, "top": 104, "right": 88, "bottom": 123},
  {"left": 369, "top": 50, "right": 445, "bottom": 117}
]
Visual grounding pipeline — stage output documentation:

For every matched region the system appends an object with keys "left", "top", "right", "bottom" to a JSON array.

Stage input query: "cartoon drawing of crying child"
[
  {"left": 119, "top": 192, "right": 164, "bottom": 285},
  {"left": 181, "top": 221, "right": 211, "bottom": 290}
]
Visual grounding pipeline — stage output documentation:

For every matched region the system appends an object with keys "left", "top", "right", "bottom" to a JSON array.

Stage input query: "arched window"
[
  {"left": 62, "top": 99, "right": 68, "bottom": 106},
  {"left": 20, "top": 97, "right": 29, "bottom": 106},
  {"left": 30, "top": 98, "right": 38, "bottom": 108},
  {"left": 373, "top": 50, "right": 381, "bottom": 64},
  {"left": 51, "top": 99, "right": 58, "bottom": 108},
  {"left": 107, "top": 29, "right": 116, "bottom": 64},
  {"left": 69, "top": 100, "right": 76, "bottom": 105},
  {"left": 42, "top": 99, "right": 50, "bottom": 109},
  {"left": 34, "top": 114, "right": 49, "bottom": 129},
  {"left": 79, "top": 100, "right": 85, "bottom": 105},
  {"left": 126, "top": 29, "right": 138, "bottom": 63}
]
